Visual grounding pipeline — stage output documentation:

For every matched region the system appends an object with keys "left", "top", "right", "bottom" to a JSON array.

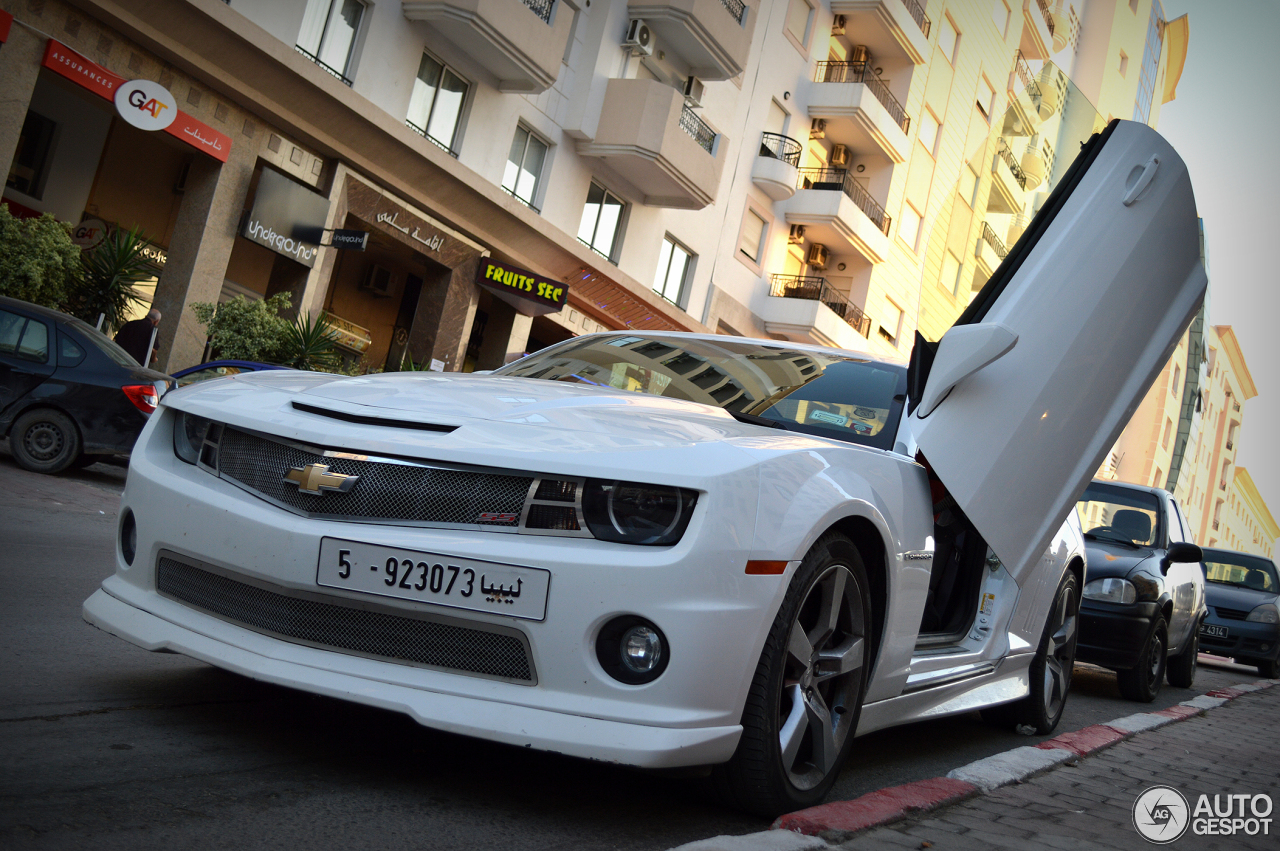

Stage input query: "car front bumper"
[
  {"left": 1197, "top": 614, "right": 1280, "bottom": 664},
  {"left": 1075, "top": 599, "right": 1160, "bottom": 670}
]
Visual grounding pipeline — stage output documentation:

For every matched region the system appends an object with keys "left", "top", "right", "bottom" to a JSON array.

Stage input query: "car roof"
[
  {"left": 1085, "top": 479, "right": 1171, "bottom": 500},
  {"left": 1200, "top": 547, "right": 1277, "bottom": 566},
  {"left": 0, "top": 295, "right": 79, "bottom": 324},
  {"left": 571, "top": 330, "right": 909, "bottom": 369}
]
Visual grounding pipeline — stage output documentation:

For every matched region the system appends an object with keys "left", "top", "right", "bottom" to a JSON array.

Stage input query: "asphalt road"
[{"left": 0, "top": 451, "right": 1263, "bottom": 850}]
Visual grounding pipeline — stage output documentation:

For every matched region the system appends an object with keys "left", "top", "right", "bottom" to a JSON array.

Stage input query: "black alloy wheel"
[
  {"left": 714, "top": 533, "right": 871, "bottom": 817},
  {"left": 10, "top": 409, "right": 82, "bottom": 475},
  {"left": 1166, "top": 627, "right": 1198, "bottom": 688},
  {"left": 983, "top": 571, "right": 1079, "bottom": 733},
  {"left": 1116, "top": 616, "right": 1168, "bottom": 702}
]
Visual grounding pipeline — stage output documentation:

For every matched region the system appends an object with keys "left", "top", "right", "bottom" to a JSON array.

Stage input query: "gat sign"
[{"left": 113, "top": 79, "right": 177, "bottom": 132}]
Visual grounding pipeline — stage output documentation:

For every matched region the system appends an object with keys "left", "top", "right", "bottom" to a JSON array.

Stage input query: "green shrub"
[
  {"left": 0, "top": 204, "right": 80, "bottom": 310},
  {"left": 191, "top": 294, "right": 347, "bottom": 372}
]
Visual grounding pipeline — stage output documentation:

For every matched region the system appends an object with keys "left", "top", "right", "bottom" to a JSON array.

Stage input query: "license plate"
[
  {"left": 317, "top": 537, "right": 550, "bottom": 621},
  {"left": 1200, "top": 623, "right": 1228, "bottom": 639}
]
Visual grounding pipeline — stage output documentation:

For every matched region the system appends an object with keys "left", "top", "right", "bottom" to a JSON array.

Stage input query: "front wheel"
[
  {"left": 714, "top": 533, "right": 871, "bottom": 817},
  {"left": 1256, "top": 658, "right": 1279, "bottom": 679},
  {"left": 1166, "top": 628, "right": 1198, "bottom": 688},
  {"left": 1116, "top": 616, "right": 1167, "bottom": 702}
]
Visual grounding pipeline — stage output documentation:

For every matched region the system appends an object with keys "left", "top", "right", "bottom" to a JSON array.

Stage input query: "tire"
[
  {"left": 1256, "top": 658, "right": 1279, "bottom": 679},
  {"left": 982, "top": 571, "right": 1080, "bottom": 734},
  {"left": 10, "top": 409, "right": 82, "bottom": 475},
  {"left": 713, "top": 533, "right": 872, "bottom": 817},
  {"left": 1166, "top": 628, "right": 1198, "bottom": 688},
  {"left": 1116, "top": 616, "right": 1168, "bottom": 702}
]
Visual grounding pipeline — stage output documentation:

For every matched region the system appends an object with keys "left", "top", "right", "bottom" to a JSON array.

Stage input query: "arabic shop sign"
[
  {"left": 242, "top": 166, "right": 330, "bottom": 267},
  {"left": 476, "top": 259, "right": 567, "bottom": 316},
  {"left": 114, "top": 79, "right": 176, "bottom": 132},
  {"left": 375, "top": 211, "right": 445, "bottom": 253},
  {"left": 40, "top": 40, "right": 231, "bottom": 162}
]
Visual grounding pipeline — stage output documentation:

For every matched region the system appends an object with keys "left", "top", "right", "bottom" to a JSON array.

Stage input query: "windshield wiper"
[
  {"left": 727, "top": 410, "right": 790, "bottom": 430},
  {"left": 1083, "top": 532, "right": 1141, "bottom": 549}
]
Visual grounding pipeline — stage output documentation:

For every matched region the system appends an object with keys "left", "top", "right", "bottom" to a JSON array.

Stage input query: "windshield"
[
  {"left": 496, "top": 335, "right": 907, "bottom": 450},
  {"left": 1075, "top": 483, "right": 1162, "bottom": 548},
  {"left": 1202, "top": 552, "right": 1279, "bottom": 593},
  {"left": 65, "top": 317, "right": 143, "bottom": 367}
]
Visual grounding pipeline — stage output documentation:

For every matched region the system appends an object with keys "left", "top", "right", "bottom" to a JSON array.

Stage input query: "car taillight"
[{"left": 122, "top": 384, "right": 159, "bottom": 414}]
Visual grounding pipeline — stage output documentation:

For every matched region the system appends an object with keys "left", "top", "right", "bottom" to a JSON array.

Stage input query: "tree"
[
  {"left": 0, "top": 204, "right": 80, "bottom": 310},
  {"left": 191, "top": 293, "right": 293, "bottom": 362},
  {"left": 68, "top": 227, "right": 154, "bottom": 332}
]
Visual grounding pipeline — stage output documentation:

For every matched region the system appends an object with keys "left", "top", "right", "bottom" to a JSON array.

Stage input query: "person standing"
[{"left": 114, "top": 308, "right": 161, "bottom": 365}]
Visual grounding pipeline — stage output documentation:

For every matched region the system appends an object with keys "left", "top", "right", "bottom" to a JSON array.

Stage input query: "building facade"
[
  {"left": 1219, "top": 467, "right": 1278, "bottom": 560},
  {"left": 2, "top": 0, "right": 1187, "bottom": 379}
]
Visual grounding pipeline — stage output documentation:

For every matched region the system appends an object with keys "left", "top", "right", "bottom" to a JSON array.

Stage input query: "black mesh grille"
[
  {"left": 527, "top": 504, "right": 580, "bottom": 530},
  {"left": 534, "top": 479, "right": 577, "bottom": 502},
  {"left": 217, "top": 428, "right": 532, "bottom": 526},
  {"left": 156, "top": 556, "right": 535, "bottom": 683},
  {"left": 1214, "top": 606, "right": 1250, "bottom": 621}
]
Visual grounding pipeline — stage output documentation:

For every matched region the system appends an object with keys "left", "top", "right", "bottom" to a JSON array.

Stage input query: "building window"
[
  {"left": 653, "top": 236, "right": 694, "bottom": 306},
  {"left": 407, "top": 52, "right": 469, "bottom": 154},
  {"left": 918, "top": 108, "right": 940, "bottom": 156},
  {"left": 577, "top": 182, "right": 626, "bottom": 260},
  {"left": 297, "top": 0, "right": 365, "bottom": 82},
  {"left": 1171, "top": 363, "right": 1181, "bottom": 392},
  {"left": 938, "top": 16, "right": 959, "bottom": 64},
  {"left": 958, "top": 162, "right": 980, "bottom": 207},
  {"left": 1162, "top": 416, "right": 1173, "bottom": 451},
  {"left": 739, "top": 208, "right": 768, "bottom": 264},
  {"left": 784, "top": 0, "right": 814, "bottom": 50},
  {"left": 1118, "top": 50, "right": 1129, "bottom": 78},
  {"left": 976, "top": 76, "right": 997, "bottom": 119},
  {"left": 879, "top": 300, "right": 904, "bottom": 346},
  {"left": 992, "top": 0, "right": 1010, "bottom": 36},
  {"left": 502, "top": 125, "right": 549, "bottom": 209},
  {"left": 899, "top": 203, "right": 922, "bottom": 250},
  {"left": 1132, "top": 2, "right": 1164, "bottom": 122},
  {"left": 6, "top": 111, "right": 56, "bottom": 199},
  {"left": 940, "top": 249, "right": 962, "bottom": 295}
]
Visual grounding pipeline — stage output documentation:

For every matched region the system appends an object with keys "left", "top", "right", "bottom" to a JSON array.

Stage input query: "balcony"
[
  {"left": 1020, "top": 0, "right": 1055, "bottom": 60},
  {"left": 402, "top": 0, "right": 574, "bottom": 93},
  {"left": 758, "top": 274, "right": 873, "bottom": 351},
  {"left": 628, "top": 0, "right": 756, "bottom": 80},
  {"left": 808, "top": 62, "right": 910, "bottom": 163},
  {"left": 784, "top": 168, "right": 890, "bottom": 265},
  {"left": 577, "top": 78, "right": 727, "bottom": 209},
  {"left": 752, "top": 133, "right": 801, "bottom": 201},
  {"left": 829, "top": 0, "right": 930, "bottom": 65},
  {"left": 987, "top": 138, "right": 1027, "bottom": 214},
  {"left": 975, "top": 222, "right": 1008, "bottom": 277}
]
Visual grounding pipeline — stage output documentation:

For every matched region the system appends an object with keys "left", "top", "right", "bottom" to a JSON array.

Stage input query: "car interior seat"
[
  {"left": 1110, "top": 509, "right": 1152, "bottom": 544},
  {"left": 1243, "top": 571, "right": 1269, "bottom": 591}
]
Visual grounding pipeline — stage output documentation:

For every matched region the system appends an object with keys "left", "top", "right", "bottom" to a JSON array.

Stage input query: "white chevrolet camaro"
[{"left": 84, "top": 119, "right": 1206, "bottom": 815}]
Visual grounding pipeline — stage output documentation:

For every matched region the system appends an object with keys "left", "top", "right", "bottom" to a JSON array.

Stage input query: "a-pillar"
[
  {"left": 150, "top": 134, "right": 261, "bottom": 371},
  {"left": 0, "top": 26, "right": 45, "bottom": 190},
  {"left": 475, "top": 300, "right": 533, "bottom": 370}
]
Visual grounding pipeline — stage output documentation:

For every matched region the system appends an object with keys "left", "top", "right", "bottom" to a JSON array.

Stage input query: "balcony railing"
[
  {"left": 405, "top": 119, "right": 459, "bottom": 158},
  {"left": 1213, "top": 520, "right": 1220, "bottom": 531},
  {"left": 1226, "top": 440, "right": 1234, "bottom": 450},
  {"left": 996, "top": 138, "right": 1027, "bottom": 189},
  {"left": 901, "top": 0, "right": 931, "bottom": 37},
  {"left": 521, "top": 0, "right": 554, "bottom": 24},
  {"left": 1035, "top": 0, "right": 1056, "bottom": 36},
  {"left": 769, "top": 274, "right": 872, "bottom": 337},
  {"left": 1013, "top": 50, "right": 1041, "bottom": 98},
  {"left": 759, "top": 132, "right": 802, "bottom": 166},
  {"left": 294, "top": 45, "right": 353, "bottom": 87},
  {"left": 797, "top": 167, "right": 892, "bottom": 234},
  {"left": 680, "top": 105, "right": 717, "bottom": 153},
  {"left": 813, "top": 61, "right": 910, "bottom": 133},
  {"left": 981, "top": 222, "right": 1009, "bottom": 259},
  {"left": 719, "top": 0, "right": 747, "bottom": 24}
]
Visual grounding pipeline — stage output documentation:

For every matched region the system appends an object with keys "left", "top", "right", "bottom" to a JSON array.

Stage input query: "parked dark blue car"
[
  {"left": 1198, "top": 548, "right": 1280, "bottom": 678},
  {"left": 172, "top": 359, "right": 289, "bottom": 387}
]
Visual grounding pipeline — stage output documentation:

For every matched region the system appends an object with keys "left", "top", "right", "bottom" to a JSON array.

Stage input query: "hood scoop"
[{"left": 291, "top": 401, "right": 458, "bottom": 433}]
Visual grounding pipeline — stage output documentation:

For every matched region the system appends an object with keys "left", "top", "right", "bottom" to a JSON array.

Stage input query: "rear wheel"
[
  {"left": 714, "top": 533, "right": 871, "bottom": 817},
  {"left": 1166, "top": 628, "right": 1198, "bottom": 688},
  {"left": 10, "top": 409, "right": 81, "bottom": 475},
  {"left": 1116, "top": 617, "right": 1167, "bottom": 702}
]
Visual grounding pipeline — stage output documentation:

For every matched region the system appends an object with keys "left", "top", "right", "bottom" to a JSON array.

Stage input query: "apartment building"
[
  {"left": 1218, "top": 468, "right": 1278, "bottom": 559},
  {"left": 1, "top": 0, "right": 1187, "bottom": 377}
]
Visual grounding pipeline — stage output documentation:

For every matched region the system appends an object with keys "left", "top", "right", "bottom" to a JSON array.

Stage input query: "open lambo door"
[{"left": 909, "top": 98, "right": 1207, "bottom": 580}]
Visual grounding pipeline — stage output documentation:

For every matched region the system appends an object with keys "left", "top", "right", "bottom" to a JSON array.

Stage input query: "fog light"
[
  {"left": 596, "top": 616, "right": 669, "bottom": 684},
  {"left": 120, "top": 509, "right": 136, "bottom": 565}
]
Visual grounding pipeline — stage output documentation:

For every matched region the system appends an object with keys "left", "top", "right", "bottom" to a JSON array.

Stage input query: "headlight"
[
  {"left": 1082, "top": 577, "right": 1136, "bottom": 604},
  {"left": 1246, "top": 603, "right": 1279, "bottom": 624},
  {"left": 582, "top": 479, "right": 698, "bottom": 545},
  {"left": 172, "top": 411, "right": 215, "bottom": 465}
]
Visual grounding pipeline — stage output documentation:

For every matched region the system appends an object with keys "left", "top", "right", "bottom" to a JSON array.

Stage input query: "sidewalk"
[{"left": 676, "top": 682, "right": 1278, "bottom": 851}]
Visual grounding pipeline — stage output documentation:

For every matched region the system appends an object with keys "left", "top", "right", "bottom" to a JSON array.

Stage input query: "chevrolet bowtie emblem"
[{"left": 283, "top": 463, "right": 359, "bottom": 495}]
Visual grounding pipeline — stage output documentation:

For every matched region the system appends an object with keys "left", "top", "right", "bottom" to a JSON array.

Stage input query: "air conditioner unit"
[
  {"left": 623, "top": 19, "right": 654, "bottom": 55},
  {"left": 360, "top": 263, "right": 393, "bottom": 297},
  {"left": 831, "top": 15, "right": 846, "bottom": 35},
  {"left": 850, "top": 44, "right": 871, "bottom": 65},
  {"left": 806, "top": 243, "right": 829, "bottom": 270},
  {"left": 788, "top": 224, "right": 806, "bottom": 244},
  {"left": 830, "top": 144, "right": 850, "bottom": 168},
  {"left": 810, "top": 118, "right": 827, "bottom": 140},
  {"left": 683, "top": 76, "right": 706, "bottom": 109}
]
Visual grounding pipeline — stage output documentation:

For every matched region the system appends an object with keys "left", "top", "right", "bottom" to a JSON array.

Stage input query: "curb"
[{"left": 667, "top": 680, "right": 1276, "bottom": 851}]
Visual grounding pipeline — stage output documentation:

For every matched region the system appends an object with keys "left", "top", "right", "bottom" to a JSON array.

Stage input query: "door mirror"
[{"left": 1163, "top": 541, "right": 1203, "bottom": 574}]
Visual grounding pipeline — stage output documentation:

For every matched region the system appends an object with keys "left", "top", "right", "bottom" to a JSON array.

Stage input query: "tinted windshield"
[
  {"left": 65, "top": 317, "right": 142, "bottom": 367},
  {"left": 496, "top": 335, "right": 907, "bottom": 450},
  {"left": 1202, "top": 552, "right": 1279, "bottom": 593},
  {"left": 1076, "top": 482, "right": 1162, "bottom": 547}
]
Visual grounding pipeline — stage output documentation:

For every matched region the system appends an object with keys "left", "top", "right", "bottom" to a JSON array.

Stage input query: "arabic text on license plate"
[
  {"left": 1200, "top": 624, "right": 1228, "bottom": 639},
  {"left": 317, "top": 538, "right": 550, "bottom": 621}
]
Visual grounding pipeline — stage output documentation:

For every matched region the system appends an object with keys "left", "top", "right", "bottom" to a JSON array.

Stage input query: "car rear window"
[{"left": 64, "top": 317, "right": 142, "bottom": 367}]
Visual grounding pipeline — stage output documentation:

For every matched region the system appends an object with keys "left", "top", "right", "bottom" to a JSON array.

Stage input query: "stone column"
[
  {"left": 150, "top": 133, "right": 260, "bottom": 372},
  {"left": 475, "top": 300, "right": 533, "bottom": 370},
  {"left": 0, "top": 25, "right": 45, "bottom": 185},
  {"left": 406, "top": 257, "right": 481, "bottom": 371}
]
